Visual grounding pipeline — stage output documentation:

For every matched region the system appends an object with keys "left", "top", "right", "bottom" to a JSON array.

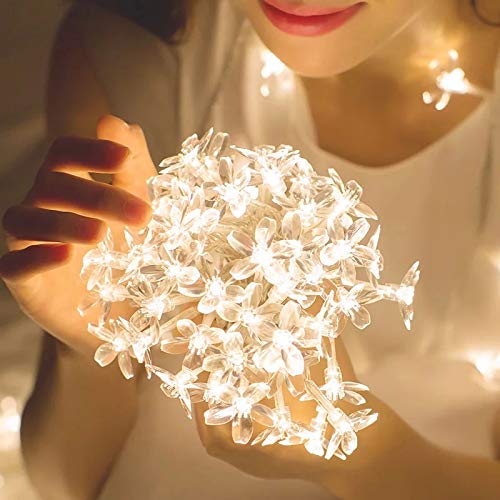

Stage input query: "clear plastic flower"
[
  {"left": 378, "top": 261, "right": 421, "bottom": 330},
  {"left": 204, "top": 380, "right": 274, "bottom": 444},
  {"left": 202, "top": 329, "right": 249, "bottom": 382},
  {"left": 149, "top": 364, "right": 204, "bottom": 419},
  {"left": 334, "top": 283, "right": 382, "bottom": 330},
  {"left": 217, "top": 283, "right": 279, "bottom": 336},
  {"left": 252, "top": 407, "right": 307, "bottom": 446},
  {"left": 78, "top": 274, "right": 129, "bottom": 323},
  {"left": 325, "top": 408, "right": 378, "bottom": 460},
  {"left": 90, "top": 319, "right": 136, "bottom": 379},
  {"left": 228, "top": 217, "right": 293, "bottom": 281},
  {"left": 320, "top": 218, "right": 377, "bottom": 286},
  {"left": 212, "top": 157, "right": 258, "bottom": 218},
  {"left": 179, "top": 256, "right": 245, "bottom": 314},
  {"left": 128, "top": 279, "right": 176, "bottom": 320},
  {"left": 300, "top": 365, "right": 369, "bottom": 406},
  {"left": 253, "top": 301, "right": 306, "bottom": 376},
  {"left": 161, "top": 318, "right": 224, "bottom": 369},
  {"left": 80, "top": 228, "right": 129, "bottom": 290}
]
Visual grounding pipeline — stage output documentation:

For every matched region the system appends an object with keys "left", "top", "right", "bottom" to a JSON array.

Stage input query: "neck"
[{"left": 301, "top": 0, "right": 496, "bottom": 104}]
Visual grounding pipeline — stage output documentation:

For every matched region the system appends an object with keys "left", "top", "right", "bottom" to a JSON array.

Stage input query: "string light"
[
  {"left": 259, "top": 50, "right": 293, "bottom": 97},
  {"left": 423, "top": 49, "right": 492, "bottom": 111},
  {"left": 79, "top": 130, "right": 420, "bottom": 460}
]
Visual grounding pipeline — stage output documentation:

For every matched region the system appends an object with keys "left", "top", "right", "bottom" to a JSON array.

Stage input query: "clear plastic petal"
[
  {"left": 232, "top": 414, "right": 253, "bottom": 444},
  {"left": 94, "top": 344, "right": 117, "bottom": 367},
  {"left": 118, "top": 351, "right": 134, "bottom": 379},
  {"left": 283, "top": 345, "right": 304, "bottom": 376},
  {"left": 205, "top": 405, "right": 237, "bottom": 425},
  {"left": 251, "top": 404, "right": 275, "bottom": 427}
]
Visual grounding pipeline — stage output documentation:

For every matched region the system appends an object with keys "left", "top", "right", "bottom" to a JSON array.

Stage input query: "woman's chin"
[{"left": 270, "top": 49, "right": 369, "bottom": 79}]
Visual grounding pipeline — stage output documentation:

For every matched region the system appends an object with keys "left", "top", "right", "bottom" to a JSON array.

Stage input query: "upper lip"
[{"left": 262, "top": 0, "right": 356, "bottom": 17}]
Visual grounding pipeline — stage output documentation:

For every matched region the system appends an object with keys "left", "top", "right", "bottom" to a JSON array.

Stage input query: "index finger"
[{"left": 42, "top": 136, "right": 131, "bottom": 174}]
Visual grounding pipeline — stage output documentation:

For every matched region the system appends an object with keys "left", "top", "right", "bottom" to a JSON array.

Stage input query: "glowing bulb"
[
  {"left": 207, "top": 277, "right": 225, "bottom": 297},
  {"left": 235, "top": 397, "right": 252, "bottom": 415},
  {"left": 471, "top": 352, "right": 500, "bottom": 385},
  {"left": 273, "top": 329, "right": 294, "bottom": 348},
  {"left": 395, "top": 285, "right": 415, "bottom": 306}
]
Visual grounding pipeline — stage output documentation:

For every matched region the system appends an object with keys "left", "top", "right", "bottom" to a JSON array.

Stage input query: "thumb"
[{"left": 96, "top": 115, "right": 157, "bottom": 200}]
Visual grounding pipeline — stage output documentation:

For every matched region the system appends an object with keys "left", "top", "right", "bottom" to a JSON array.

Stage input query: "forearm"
[
  {"left": 21, "top": 333, "right": 138, "bottom": 500},
  {"left": 321, "top": 427, "right": 500, "bottom": 500},
  {"left": 316, "top": 392, "right": 500, "bottom": 500},
  {"left": 426, "top": 445, "right": 500, "bottom": 500},
  {"left": 356, "top": 439, "right": 500, "bottom": 500}
]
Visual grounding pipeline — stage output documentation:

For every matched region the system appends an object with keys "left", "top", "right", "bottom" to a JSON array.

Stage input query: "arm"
[
  {"left": 22, "top": 336, "right": 138, "bottom": 500},
  {"left": 318, "top": 396, "right": 500, "bottom": 500},
  {"left": 20, "top": 10, "right": 137, "bottom": 500}
]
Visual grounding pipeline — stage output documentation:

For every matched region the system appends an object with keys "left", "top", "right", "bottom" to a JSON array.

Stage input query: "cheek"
[{"left": 234, "top": 0, "right": 431, "bottom": 77}]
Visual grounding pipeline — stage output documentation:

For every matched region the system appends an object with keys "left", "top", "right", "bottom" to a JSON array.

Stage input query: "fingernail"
[{"left": 123, "top": 199, "right": 150, "bottom": 224}]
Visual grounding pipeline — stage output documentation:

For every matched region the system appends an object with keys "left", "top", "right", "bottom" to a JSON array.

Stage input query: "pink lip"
[{"left": 259, "top": 1, "right": 366, "bottom": 37}]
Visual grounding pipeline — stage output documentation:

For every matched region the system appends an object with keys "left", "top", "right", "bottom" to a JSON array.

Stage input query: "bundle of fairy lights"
[{"left": 79, "top": 129, "right": 420, "bottom": 460}]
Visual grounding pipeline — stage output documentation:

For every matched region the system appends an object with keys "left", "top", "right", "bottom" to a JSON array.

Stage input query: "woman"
[{"left": 1, "top": 0, "right": 500, "bottom": 498}]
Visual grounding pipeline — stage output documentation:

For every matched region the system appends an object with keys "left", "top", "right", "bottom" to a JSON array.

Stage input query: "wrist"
[
  {"left": 51, "top": 332, "right": 142, "bottom": 382},
  {"left": 316, "top": 399, "right": 443, "bottom": 500}
]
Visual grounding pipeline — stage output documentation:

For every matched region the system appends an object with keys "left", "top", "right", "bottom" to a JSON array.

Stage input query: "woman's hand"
[
  {"left": 0, "top": 115, "right": 156, "bottom": 355},
  {"left": 193, "top": 314, "right": 436, "bottom": 499}
]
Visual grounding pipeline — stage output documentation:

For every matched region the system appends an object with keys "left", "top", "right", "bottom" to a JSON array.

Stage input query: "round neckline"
[{"left": 291, "top": 71, "right": 495, "bottom": 175}]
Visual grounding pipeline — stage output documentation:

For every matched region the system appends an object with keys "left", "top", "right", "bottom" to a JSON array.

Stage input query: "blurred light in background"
[
  {"left": 467, "top": 351, "right": 500, "bottom": 390},
  {"left": 259, "top": 50, "right": 293, "bottom": 98},
  {"left": 0, "top": 397, "right": 21, "bottom": 452}
]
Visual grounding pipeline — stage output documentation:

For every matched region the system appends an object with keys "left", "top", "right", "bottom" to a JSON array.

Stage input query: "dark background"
[{"left": 0, "top": 1, "right": 69, "bottom": 497}]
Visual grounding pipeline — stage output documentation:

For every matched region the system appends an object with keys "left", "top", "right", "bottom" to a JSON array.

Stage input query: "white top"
[{"left": 73, "top": 2, "right": 500, "bottom": 499}]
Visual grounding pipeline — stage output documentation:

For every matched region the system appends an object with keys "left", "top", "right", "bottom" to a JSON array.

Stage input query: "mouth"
[{"left": 259, "top": 1, "right": 367, "bottom": 37}]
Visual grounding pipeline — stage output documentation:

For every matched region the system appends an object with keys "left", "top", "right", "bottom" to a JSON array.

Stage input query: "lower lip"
[{"left": 259, "top": 1, "right": 366, "bottom": 37}]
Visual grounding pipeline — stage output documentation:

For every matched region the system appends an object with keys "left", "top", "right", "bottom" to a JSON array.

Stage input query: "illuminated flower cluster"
[{"left": 79, "top": 129, "right": 420, "bottom": 460}]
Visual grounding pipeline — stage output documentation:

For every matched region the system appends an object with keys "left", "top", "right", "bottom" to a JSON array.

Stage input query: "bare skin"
[
  {"left": 300, "top": 0, "right": 500, "bottom": 166},
  {"left": 1, "top": 0, "right": 499, "bottom": 499}
]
